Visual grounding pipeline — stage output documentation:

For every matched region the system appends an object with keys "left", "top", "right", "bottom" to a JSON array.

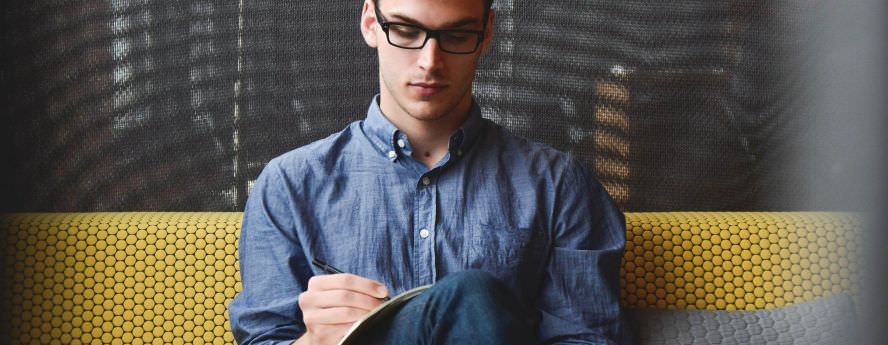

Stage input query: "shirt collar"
[
  {"left": 452, "top": 100, "right": 484, "bottom": 158},
  {"left": 363, "top": 95, "right": 402, "bottom": 161},
  {"left": 362, "top": 94, "right": 485, "bottom": 162}
]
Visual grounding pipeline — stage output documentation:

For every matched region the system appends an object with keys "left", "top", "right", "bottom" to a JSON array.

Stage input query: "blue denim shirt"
[{"left": 229, "top": 96, "right": 627, "bottom": 344}]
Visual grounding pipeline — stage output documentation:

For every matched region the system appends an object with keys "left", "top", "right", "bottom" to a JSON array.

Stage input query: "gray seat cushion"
[{"left": 625, "top": 294, "right": 858, "bottom": 345}]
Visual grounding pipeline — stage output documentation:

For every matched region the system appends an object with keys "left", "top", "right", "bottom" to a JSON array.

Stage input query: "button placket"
[{"left": 411, "top": 173, "right": 437, "bottom": 285}]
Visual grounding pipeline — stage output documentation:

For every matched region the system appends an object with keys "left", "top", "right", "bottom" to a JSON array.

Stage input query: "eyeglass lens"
[{"left": 387, "top": 24, "right": 480, "bottom": 53}]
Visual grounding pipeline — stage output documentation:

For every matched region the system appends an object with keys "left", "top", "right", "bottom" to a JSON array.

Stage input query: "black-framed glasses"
[{"left": 373, "top": 4, "right": 486, "bottom": 54}]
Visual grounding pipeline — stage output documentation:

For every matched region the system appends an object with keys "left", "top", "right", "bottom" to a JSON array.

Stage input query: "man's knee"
[
  {"left": 439, "top": 269, "right": 504, "bottom": 291},
  {"left": 431, "top": 269, "right": 514, "bottom": 306},
  {"left": 427, "top": 270, "right": 537, "bottom": 343}
]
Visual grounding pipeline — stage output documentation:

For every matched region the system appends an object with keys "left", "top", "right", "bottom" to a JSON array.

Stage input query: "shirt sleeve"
[
  {"left": 228, "top": 159, "right": 312, "bottom": 345},
  {"left": 536, "top": 157, "right": 628, "bottom": 345}
]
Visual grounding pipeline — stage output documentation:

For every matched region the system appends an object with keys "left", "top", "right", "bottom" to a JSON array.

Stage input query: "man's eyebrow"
[{"left": 387, "top": 13, "right": 482, "bottom": 29}]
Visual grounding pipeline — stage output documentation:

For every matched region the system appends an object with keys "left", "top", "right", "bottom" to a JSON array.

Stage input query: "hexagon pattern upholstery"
[
  {"left": 1, "top": 212, "right": 859, "bottom": 344},
  {"left": 621, "top": 212, "right": 859, "bottom": 310}
]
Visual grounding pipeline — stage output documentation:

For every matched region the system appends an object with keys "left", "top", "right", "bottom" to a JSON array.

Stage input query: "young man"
[{"left": 228, "top": 0, "right": 627, "bottom": 344}]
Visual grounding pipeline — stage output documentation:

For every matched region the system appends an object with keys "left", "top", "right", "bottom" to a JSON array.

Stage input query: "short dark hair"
[{"left": 374, "top": 0, "right": 494, "bottom": 13}]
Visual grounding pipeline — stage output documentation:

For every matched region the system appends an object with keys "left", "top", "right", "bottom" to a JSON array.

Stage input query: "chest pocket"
[{"left": 469, "top": 224, "right": 546, "bottom": 278}]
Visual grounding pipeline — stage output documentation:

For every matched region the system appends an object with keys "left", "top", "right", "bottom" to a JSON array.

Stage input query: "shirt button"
[
  {"left": 421, "top": 177, "right": 431, "bottom": 186},
  {"left": 387, "top": 150, "right": 397, "bottom": 159},
  {"left": 397, "top": 139, "right": 406, "bottom": 148},
  {"left": 456, "top": 149, "right": 463, "bottom": 157},
  {"left": 419, "top": 229, "right": 430, "bottom": 238}
]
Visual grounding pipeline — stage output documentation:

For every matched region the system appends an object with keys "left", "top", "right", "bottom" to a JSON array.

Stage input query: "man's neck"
[
  {"left": 404, "top": 124, "right": 457, "bottom": 168},
  {"left": 379, "top": 98, "right": 472, "bottom": 169}
]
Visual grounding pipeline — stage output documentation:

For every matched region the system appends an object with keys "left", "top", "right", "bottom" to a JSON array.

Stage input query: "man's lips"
[{"left": 409, "top": 82, "right": 447, "bottom": 95}]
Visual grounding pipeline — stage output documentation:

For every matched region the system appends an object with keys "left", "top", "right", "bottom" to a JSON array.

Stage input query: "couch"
[{"left": 1, "top": 212, "right": 860, "bottom": 344}]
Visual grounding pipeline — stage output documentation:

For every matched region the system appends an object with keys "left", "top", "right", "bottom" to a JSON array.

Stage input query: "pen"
[
  {"left": 311, "top": 258, "right": 344, "bottom": 274},
  {"left": 311, "top": 258, "right": 390, "bottom": 301}
]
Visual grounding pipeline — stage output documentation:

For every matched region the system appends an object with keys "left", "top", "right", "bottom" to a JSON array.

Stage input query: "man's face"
[{"left": 361, "top": 0, "right": 494, "bottom": 124}]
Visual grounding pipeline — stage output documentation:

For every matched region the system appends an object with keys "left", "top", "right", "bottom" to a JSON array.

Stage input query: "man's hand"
[{"left": 293, "top": 273, "right": 389, "bottom": 345}]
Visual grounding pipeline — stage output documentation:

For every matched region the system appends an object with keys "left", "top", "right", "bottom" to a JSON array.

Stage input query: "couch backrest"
[
  {"left": 3, "top": 213, "right": 242, "bottom": 344},
  {"left": 621, "top": 212, "right": 858, "bottom": 310},
  {"left": 1, "top": 212, "right": 859, "bottom": 344}
]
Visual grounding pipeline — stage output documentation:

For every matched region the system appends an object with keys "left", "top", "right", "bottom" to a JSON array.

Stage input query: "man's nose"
[{"left": 416, "top": 37, "right": 444, "bottom": 71}]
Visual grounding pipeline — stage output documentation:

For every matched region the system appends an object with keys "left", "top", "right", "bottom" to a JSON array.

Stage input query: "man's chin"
[
  {"left": 407, "top": 109, "right": 449, "bottom": 122},
  {"left": 404, "top": 100, "right": 453, "bottom": 122}
]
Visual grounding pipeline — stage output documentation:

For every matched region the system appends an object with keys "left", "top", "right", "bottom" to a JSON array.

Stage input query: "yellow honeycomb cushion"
[
  {"left": 1, "top": 212, "right": 860, "bottom": 344},
  {"left": 621, "top": 212, "right": 859, "bottom": 310},
  {"left": 3, "top": 213, "right": 242, "bottom": 345}
]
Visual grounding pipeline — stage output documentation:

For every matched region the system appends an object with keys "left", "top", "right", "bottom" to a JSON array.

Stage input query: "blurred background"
[{"left": 1, "top": 0, "right": 884, "bottom": 342}]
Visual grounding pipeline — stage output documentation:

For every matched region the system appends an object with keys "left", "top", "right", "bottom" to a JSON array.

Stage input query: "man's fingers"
[
  {"left": 300, "top": 289, "right": 384, "bottom": 312},
  {"left": 300, "top": 273, "right": 389, "bottom": 334},
  {"left": 302, "top": 306, "right": 372, "bottom": 326},
  {"left": 306, "top": 273, "right": 389, "bottom": 299}
]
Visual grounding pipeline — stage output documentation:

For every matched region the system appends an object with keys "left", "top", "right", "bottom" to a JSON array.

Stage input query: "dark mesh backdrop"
[{"left": 1, "top": 0, "right": 832, "bottom": 212}]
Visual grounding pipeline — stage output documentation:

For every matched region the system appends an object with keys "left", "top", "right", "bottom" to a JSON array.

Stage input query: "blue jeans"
[{"left": 357, "top": 270, "right": 538, "bottom": 345}]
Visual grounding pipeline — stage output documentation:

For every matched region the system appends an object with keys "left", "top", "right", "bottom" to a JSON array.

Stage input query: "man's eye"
[
  {"left": 443, "top": 32, "right": 472, "bottom": 42},
  {"left": 390, "top": 26, "right": 422, "bottom": 38}
]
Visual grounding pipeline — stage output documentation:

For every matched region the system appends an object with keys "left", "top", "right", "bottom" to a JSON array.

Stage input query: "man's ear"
[
  {"left": 479, "top": 9, "right": 496, "bottom": 55},
  {"left": 360, "top": 0, "right": 379, "bottom": 48}
]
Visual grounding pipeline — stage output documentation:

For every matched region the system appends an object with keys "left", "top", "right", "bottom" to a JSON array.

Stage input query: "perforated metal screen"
[{"left": 0, "top": 0, "right": 840, "bottom": 212}]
